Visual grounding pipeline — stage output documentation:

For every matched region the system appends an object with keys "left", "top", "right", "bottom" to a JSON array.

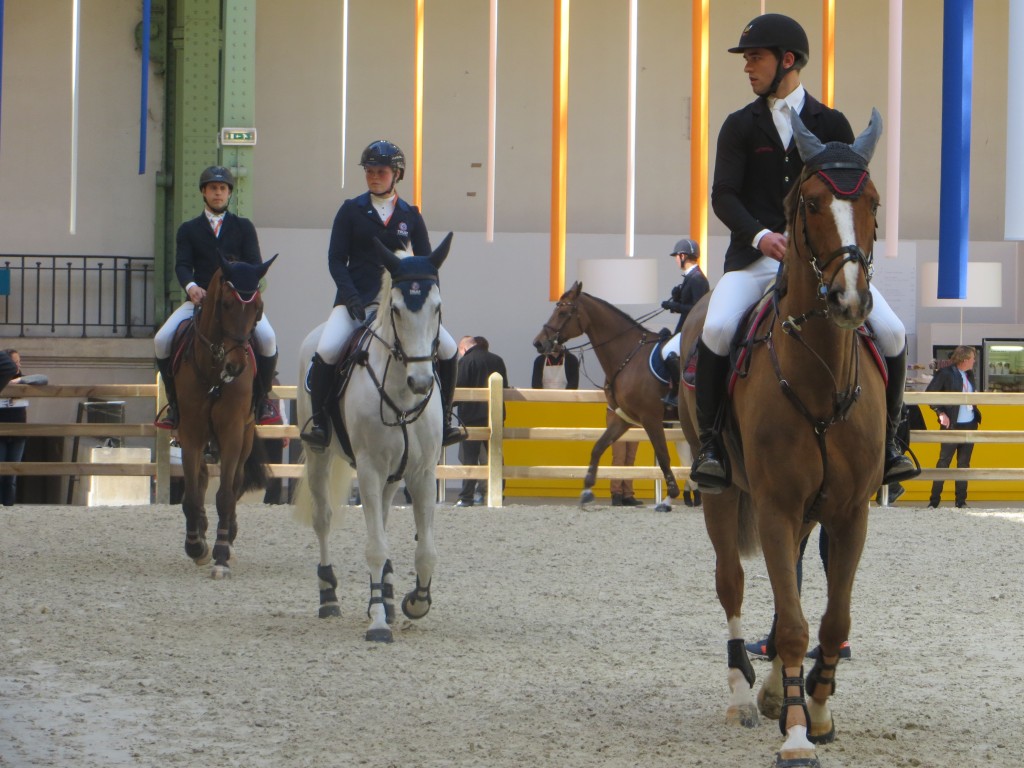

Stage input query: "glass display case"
[{"left": 981, "top": 338, "right": 1024, "bottom": 392}]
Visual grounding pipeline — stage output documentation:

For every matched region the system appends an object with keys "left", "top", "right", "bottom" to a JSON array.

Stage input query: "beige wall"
[{"left": 0, "top": 1, "right": 1019, "bottom": 384}]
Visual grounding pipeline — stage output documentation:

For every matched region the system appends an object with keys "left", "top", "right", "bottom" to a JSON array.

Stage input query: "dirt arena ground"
[{"left": 2, "top": 499, "right": 1022, "bottom": 767}]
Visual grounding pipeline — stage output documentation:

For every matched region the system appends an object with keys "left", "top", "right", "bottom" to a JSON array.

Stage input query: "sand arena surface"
[{"left": 1, "top": 500, "right": 1022, "bottom": 767}]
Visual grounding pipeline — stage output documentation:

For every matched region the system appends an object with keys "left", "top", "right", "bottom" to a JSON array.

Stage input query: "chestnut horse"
[
  {"left": 175, "top": 255, "right": 274, "bottom": 579},
  {"left": 678, "top": 110, "right": 886, "bottom": 767},
  {"left": 533, "top": 286, "right": 681, "bottom": 509}
]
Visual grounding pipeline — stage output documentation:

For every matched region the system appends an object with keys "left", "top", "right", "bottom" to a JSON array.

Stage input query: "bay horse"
[
  {"left": 678, "top": 110, "right": 886, "bottom": 767},
  {"left": 175, "top": 254, "right": 275, "bottom": 579},
  {"left": 293, "top": 234, "right": 451, "bottom": 642},
  {"left": 533, "top": 286, "right": 682, "bottom": 509}
]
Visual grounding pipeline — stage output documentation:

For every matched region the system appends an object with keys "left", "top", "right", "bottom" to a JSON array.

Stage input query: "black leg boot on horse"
[
  {"left": 154, "top": 356, "right": 179, "bottom": 430},
  {"left": 662, "top": 352, "right": 681, "bottom": 409},
  {"left": 690, "top": 338, "right": 732, "bottom": 491},
  {"left": 883, "top": 347, "right": 920, "bottom": 484},
  {"left": 437, "top": 355, "right": 466, "bottom": 447},
  {"left": 254, "top": 352, "right": 282, "bottom": 425},
  {"left": 300, "top": 353, "right": 335, "bottom": 451}
]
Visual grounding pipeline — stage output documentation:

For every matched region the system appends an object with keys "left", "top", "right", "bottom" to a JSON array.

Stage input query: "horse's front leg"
[
  {"left": 179, "top": 443, "right": 211, "bottom": 566},
  {"left": 306, "top": 450, "right": 342, "bottom": 618},
  {"left": 583, "top": 416, "right": 629, "bottom": 506},
  {"left": 402, "top": 471, "right": 438, "bottom": 621},
  {"left": 211, "top": 448, "right": 241, "bottom": 580},
  {"left": 704, "top": 487, "right": 759, "bottom": 728},
  {"left": 361, "top": 474, "right": 394, "bottom": 643}
]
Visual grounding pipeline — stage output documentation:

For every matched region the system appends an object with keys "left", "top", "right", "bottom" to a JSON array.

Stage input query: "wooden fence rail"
[{"left": 0, "top": 379, "right": 1020, "bottom": 507}]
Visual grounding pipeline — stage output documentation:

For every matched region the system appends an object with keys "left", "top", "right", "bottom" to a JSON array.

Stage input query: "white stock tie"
[{"left": 773, "top": 101, "right": 792, "bottom": 148}]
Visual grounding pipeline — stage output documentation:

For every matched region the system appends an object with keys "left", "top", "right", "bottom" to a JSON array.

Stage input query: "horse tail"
[
  {"left": 291, "top": 451, "right": 355, "bottom": 530},
  {"left": 240, "top": 433, "right": 270, "bottom": 494},
  {"left": 736, "top": 492, "right": 760, "bottom": 559}
]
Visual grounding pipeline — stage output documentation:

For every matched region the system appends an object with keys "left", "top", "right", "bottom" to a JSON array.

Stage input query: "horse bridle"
[
  {"left": 794, "top": 161, "right": 876, "bottom": 318},
  {"left": 191, "top": 281, "right": 260, "bottom": 390},
  {"left": 540, "top": 298, "right": 579, "bottom": 349}
]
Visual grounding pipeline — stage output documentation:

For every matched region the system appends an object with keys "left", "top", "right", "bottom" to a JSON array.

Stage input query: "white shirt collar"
[{"left": 771, "top": 84, "right": 806, "bottom": 115}]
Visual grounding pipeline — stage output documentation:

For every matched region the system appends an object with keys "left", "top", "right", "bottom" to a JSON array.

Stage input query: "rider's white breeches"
[
  {"left": 154, "top": 301, "right": 276, "bottom": 358},
  {"left": 316, "top": 304, "right": 456, "bottom": 364}
]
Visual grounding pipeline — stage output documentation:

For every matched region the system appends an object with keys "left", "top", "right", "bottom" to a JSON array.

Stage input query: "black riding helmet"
[
  {"left": 199, "top": 165, "right": 235, "bottom": 191},
  {"left": 671, "top": 238, "right": 700, "bottom": 259},
  {"left": 728, "top": 13, "right": 809, "bottom": 95},
  {"left": 360, "top": 140, "right": 406, "bottom": 182}
]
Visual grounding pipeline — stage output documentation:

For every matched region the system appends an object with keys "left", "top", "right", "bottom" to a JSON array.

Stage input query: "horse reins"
[{"left": 190, "top": 281, "right": 260, "bottom": 399}]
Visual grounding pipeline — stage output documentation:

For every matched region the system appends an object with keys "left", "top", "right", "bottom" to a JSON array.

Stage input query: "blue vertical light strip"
[
  {"left": 139, "top": 0, "right": 150, "bottom": 174},
  {"left": 937, "top": 0, "right": 973, "bottom": 299}
]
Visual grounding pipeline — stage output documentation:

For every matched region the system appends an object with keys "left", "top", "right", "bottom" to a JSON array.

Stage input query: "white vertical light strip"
[
  {"left": 486, "top": 0, "right": 498, "bottom": 242},
  {"left": 340, "top": 0, "right": 349, "bottom": 187},
  {"left": 1005, "top": 0, "right": 1024, "bottom": 238},
  {"left": 69, "top": 0, "right": 81, "bottom": 234},
  {"left": 885, "top": 0, "right": 903, "bottom": 257},
  {"left": 625, "top": 0, "right": 637, "bottom": 257}
]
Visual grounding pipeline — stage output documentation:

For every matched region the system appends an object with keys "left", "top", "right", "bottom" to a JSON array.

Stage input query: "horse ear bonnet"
[
  {"left": 222, "top": 260, "right": 264, "bottom": 300},
  {"left": 805, "top": 142, "right": 869, "bottom": 200},
  {"left": 390, "top": 256, "right": 439, "bottom": 312}
]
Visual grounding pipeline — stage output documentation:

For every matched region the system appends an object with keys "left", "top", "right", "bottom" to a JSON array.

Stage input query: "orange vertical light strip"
[
  {"left": 550, "top": 0, "right": 570, "bottom": 300},
  {"left": 414, "top": 0, "right": 425, "bottom": 208},
  {"left": 822, "top": 0, "right": 835, "bottom": 107},
  {"left": 690, "top": 0, "right": 709, "bottom": 270}
]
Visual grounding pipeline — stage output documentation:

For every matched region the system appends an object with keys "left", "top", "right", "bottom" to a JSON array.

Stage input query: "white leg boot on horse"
[
  {"left": 883, "top": 348, "right": 920, "bottom": 484},
  {"left": 300, "top": 353, "right": 334, "bottom": 450},
  {"left": 690, "top": 339, "right": 731, "bottom": 491}
]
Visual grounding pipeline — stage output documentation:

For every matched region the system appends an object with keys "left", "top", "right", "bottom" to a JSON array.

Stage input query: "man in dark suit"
[
  {"left": 660, "top": 238, "right": 710, "bottom": 408},
  {"left": 689, "top": 13, "right": 916, "bottom": 490},
  {"left": 926, "top": 346, "right": 981, "bottom": 508},
  {"left": 454, "top": 336, "right": 508, "bottom": 507},
  {"left": 153, "top": 166, "right": 280, "bottom": 429}
]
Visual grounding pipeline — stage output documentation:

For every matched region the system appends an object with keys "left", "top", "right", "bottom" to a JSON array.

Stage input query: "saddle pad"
[{"left": 648, "top": 341, "right": 672, "bottom": 385}]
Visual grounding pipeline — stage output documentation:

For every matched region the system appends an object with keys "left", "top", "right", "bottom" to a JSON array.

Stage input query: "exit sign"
[{"left": 220, "top": 127, "right": 257, "bottom": 146}]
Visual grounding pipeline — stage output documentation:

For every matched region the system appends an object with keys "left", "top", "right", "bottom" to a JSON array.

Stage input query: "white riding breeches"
[
  {"left": 316, "top": 305, "right": 457, "bottom": 364},
  {"left": 701, "top": 255, "right": 905, "bottom": 358},
  {"left": 154, "top": 301, "right": 277, "bottom": 359}
]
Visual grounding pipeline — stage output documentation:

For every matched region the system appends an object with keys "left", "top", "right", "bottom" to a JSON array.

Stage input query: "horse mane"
[
  {"left": 374, "top": 267, "right": 395, "bottom": 332},
  {"left": 581, "top": 291, "right": 647, "bottom": 331}
]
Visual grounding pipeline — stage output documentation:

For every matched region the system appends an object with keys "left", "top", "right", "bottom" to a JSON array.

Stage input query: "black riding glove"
[
  {"left": 346, "top": 297, "right": 366, "bottom": 322},
  {"left": 662, "top": 300, "right": 680, "bottom": 313}
]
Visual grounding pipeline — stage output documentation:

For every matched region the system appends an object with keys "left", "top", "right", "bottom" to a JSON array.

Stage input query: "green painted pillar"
[{"left": 221, "top": 0, "right": 257, "bottom": 219}]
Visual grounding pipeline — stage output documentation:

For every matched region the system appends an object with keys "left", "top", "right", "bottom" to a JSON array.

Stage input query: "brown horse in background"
[
  {"left": 533, "top": 284, "right": 681, "bottom": 509},
  {"left": 678, "top": 110, "right": 887, "bottom": 767},
  {"left": 175, "top": 255, "right": 275, "bottom": 578}
]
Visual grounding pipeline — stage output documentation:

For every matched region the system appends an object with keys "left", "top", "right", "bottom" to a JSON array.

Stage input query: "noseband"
[
  {"left": 795, "top": 161, "right": 875, "bottom": 312},
  {"left": 541, "top": 299, "right": 579, "bottom": 347}
]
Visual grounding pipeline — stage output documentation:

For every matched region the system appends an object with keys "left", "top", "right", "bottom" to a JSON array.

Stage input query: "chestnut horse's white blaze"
[
  {"left": 829, "top": 197, "right": 868, "bottom": 320},
  {"left": 294, "top": 234, "right": 452, "bottom": 643}
]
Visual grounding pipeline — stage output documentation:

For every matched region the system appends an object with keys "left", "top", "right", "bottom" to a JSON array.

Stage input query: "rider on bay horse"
[
  {"left": 153, "top": 166, "right": 280, "bottom": 430},
  {"left": 690, "top": 13, "right": 919, "bottom": 491},
  {"left": 300, "top": 139, "right": 465, "bottom": 450}
]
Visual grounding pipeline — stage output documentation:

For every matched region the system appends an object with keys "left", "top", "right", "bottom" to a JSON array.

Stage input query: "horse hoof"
[
  {"left": 725, "top": 703, "right": 759, "bottom": 729},
  {"left": 774, "top": 749, "right": 820, "bottom": 768},
  {"left": 808, "top": 717, "right": 835, "bottom": 745},
  {"left": 318, "top": 604, "right": 342, "bottom": 619},
  {"left": 192, "top": 549, "right": 212, "bottom": 567},
  {"left": 365, "top": 627, "right": 394, "bottom": 643},
  {"left": 654, "top": 501, "right": 671, "bottom": 513},
  {"left": 667, "top": 482, "right": 680, "bottom": 498},
  {"left": 401, "top": 593, "right": 432, "bottom": 620},
  {"left": 580, "top": 489, "right": 595, "bottom": 506},
  {"left": 211, "top": 564, "right": 231, "bottom": 580}
]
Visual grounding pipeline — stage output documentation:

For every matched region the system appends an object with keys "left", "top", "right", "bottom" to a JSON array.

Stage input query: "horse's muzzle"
[
  {"left": 826, "top": 285, "right": 873, "bottom": 330},
  {"left": 408, "top": 371, "right": 434, "bottom": 395}
]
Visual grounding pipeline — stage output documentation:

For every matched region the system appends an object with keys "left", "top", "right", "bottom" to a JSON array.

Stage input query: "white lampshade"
[
  {"left": 919, "top": 262, "right": 1002, "bottom": 308},
  {"left": 577, "top": 258, "right": 659, "bottom": 305}
]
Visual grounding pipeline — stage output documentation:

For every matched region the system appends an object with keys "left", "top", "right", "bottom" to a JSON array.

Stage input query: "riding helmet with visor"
[
  {"left": 671, "top": 239, "right": 700, "bottom": 259},
  {"left": 729, "top": 13, "right": 809, "bottom": 95},
  {"left": 360, "top": 140, "right": 406, "bottom": 182},
  {"left": 199, "top": 165, "right": 235, "bottom": 191}
]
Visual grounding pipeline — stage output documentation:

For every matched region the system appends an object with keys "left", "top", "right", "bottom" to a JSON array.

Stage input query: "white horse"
[{"left": 293, "top": 234, "right": 451, "bottom": 642}]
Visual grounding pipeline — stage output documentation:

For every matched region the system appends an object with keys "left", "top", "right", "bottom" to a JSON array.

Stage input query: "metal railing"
[{"left": 0, "top": 255, "right": 155, "bottom": 338}]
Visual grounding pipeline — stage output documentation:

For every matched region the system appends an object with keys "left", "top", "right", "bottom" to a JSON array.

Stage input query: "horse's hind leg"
[
  {"left": 402, "top": 471, "right": 438, "bottom": 620},
  {"left": 583, "top": 416, "right": 629, "bottom": 506},
  {"left": 705, "top": 487, "right": 759, "bottom": 729},
  {"left": 306, "top": 451, "right": 341, "bottom": 618}
]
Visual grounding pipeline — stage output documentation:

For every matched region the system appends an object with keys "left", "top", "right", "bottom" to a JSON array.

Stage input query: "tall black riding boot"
[
  {"left": 155, "top": 356, "right": 179, "bottom": 430},
  {"left": 690, "top": 339, "right": 732, "bottom": 490},
  {"left": 662, "top": 352, "right": 681, "bottom": 409},
  {"left": 300, "top": 353, "right": 334, "bottom": 450},
  {"left": 883, "top": 348, "right": 920, "bottom": 484},
  {"left": 437, "top": 355, "right": 466, "bottom": 447},
  {"left": 255, "top": 352, "right": 281, "bottom": 424}
]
